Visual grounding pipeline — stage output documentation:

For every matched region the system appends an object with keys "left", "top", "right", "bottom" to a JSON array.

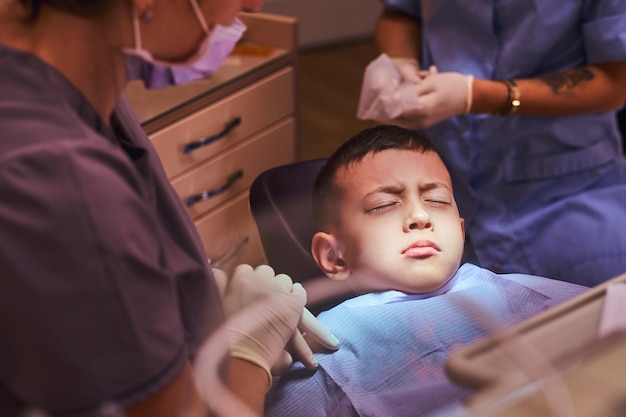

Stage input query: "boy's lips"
[{"left": 402, "top": 240, "right": 440, "bottom": 258}]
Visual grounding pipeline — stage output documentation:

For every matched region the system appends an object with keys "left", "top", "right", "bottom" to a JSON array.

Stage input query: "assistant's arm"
[
  {"left": 375, "top": 7, "right": 421, "bottom": 61},
  {"left": 471, "top": 62, "right": 626, "bottom": 116},
  {"left": 375, "top": 7, "right": 626, "bottom": 120}
]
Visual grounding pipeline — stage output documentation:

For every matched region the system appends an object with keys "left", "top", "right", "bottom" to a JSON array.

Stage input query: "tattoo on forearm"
[{"left": 539, "top": 68, "right": 594, "bottom": 95}]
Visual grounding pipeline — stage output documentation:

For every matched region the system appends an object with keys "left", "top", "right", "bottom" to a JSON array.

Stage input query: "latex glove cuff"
[{"left": 230, "top": 339, "right": 273, "bottom": 390}]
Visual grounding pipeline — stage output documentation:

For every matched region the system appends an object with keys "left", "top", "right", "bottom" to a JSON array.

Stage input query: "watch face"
[{"left": 500, "top": 80, "right": 520, "bottom": 115}]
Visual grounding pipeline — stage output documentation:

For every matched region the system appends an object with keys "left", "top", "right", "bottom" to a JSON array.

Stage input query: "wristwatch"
[{"left": 499, "top": 79, "right": 521, "bottom": 116}]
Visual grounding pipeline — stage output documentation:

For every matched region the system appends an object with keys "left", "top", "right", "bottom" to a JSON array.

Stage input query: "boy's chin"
[
  {"left": 351, "top": 267, "right": 453, "bottom": 295},
  {"left": 401, "top": 267, "right": 456, "bottom": 294}
]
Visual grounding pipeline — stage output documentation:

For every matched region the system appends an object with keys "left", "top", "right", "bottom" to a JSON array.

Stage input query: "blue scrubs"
[
  {"left": 381, "top": 0, "right": 626, "bottom": 286},
  {"left": 264, "top": 263, "right": 587, "bottom": 417}
]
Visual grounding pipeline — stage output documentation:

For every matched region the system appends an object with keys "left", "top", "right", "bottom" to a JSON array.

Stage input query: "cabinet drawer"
[
  {"left": 196, "top": 191, "right": 266, "bottom": 276},
  {"left": 150, "top": 66, "right": 295, "bottom": 178},
  {"left": 171, "top": 118, "right": 295, "bottom": 220}
]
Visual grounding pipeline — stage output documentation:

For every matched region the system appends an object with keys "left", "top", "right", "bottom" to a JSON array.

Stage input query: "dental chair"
[{"left": 249, "top": 159, "right": 356, "bottom": 315}]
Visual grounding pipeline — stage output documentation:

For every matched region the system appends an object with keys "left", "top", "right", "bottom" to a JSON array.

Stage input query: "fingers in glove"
[
  {"left": 285, "top": 329, "right": 318, "bottom": 370},
  {"left": 274, "top": 273, "right": 295, "bottom": 292},
  {"left": 227, "top": 287, "right": 306, "bottom": 389},
  {"left": 270, "top": 350, "right": 294, "bottom": 376},
  {"left": 414, "top": 76, "right": 437, "bottom": 96},
  {"left": 415, "top": 66, "right": 437, "bottom": 80},
  {"left": 252, "top": 264, "right": 276, "bottom": 277},
  {"left": 234, "top": 263, "right": 254, "bottom": 274},
  {"left": 391, "top": 57, "right": 421, "bottom": 83},
  {"left": 211, "top": 268, "right": 228, "bottom": 297},
  {"left": 224, "top": 264, "right": 298, "bottom": 317},
  {"left": 300, "top": 308, "right": 340, "bottom": 351}
]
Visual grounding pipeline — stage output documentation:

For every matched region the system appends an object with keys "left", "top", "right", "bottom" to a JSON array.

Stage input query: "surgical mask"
[
  {"left": 170, "top": 18, "right": 246, "bottom": 85},
  {"left": 124, "top": 0, "right": 246, "bottom": 89}
]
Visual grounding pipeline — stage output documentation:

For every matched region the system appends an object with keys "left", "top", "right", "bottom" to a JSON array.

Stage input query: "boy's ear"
[{"left": 311, "top": 232, "right": 350, "bottom": 281}]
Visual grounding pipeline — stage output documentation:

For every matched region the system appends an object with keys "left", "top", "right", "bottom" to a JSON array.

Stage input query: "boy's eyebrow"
[
  {"left": 362, "top": 184, "right": 404, "bottom": 199},
  {"left": 420, "top": 182, "right": 452, "bottom": 192},
  {"left": 362, "top": 181, "right": 451, "bottom": 199}
]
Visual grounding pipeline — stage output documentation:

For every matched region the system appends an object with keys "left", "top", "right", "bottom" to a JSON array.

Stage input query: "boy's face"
[{"left": 323, "top": 149, "right": 465, "bottom": 294}]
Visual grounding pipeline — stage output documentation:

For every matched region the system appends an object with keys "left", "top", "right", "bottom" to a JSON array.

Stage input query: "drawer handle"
[
  {"left": 185, "top": 170, "right": 244, "bottom": 207},
  {"left": 182, "top": 117, "right": 242, "bottom": 154},
  {"left": 211, "top": 235, "right": 250, "bottom": 269}
]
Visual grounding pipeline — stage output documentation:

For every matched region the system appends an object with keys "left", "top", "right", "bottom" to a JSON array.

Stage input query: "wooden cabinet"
[{"left": 125, "top": 12, "right": 297, "bottom": 275}]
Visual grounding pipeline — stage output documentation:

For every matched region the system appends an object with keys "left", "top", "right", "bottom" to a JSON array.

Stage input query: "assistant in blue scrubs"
[{"left": 374, "top": 0, "right": 626, "bottom": 286}]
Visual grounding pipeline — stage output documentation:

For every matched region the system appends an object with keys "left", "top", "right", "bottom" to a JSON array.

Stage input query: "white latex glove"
[
  {"left": 213, "top": 265, "right": 339, "bottom": 380},
  {"left": 216, "top": 264, "right": 304, "bottom": 387},
  {"left": 390, "top": 58, "right": 436, "bottom": 84},
  {"left": 271, "top": 307, "right": 340, "bottom": 375},
  {"left": 397, "top": 71, "right": 474, "bottom": 129}
]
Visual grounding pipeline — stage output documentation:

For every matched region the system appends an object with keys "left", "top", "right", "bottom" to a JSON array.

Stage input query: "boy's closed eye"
[
  {"left": 423, "top": 190, "right": 453, "bottom": 207},
  {"left": 424, "top": 198, "right": 452, "bottom": 207},
  {"left": 366, "top": 201, "right": 400, "bottom": 214}
]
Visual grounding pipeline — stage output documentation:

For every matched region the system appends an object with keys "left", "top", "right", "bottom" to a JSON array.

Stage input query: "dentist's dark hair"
[{"left": 313, "top": 124, "right": 436, "bottom": 230}]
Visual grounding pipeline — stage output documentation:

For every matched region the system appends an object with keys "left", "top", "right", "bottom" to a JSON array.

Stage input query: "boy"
[{"left": 264, "top": 125, "right": 587, "bottom": 417}]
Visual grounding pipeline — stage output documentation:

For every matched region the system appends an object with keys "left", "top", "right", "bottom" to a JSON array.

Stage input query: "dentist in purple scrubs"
[{"left": 0, "top": 0, "right": 337, "bottom": 416}]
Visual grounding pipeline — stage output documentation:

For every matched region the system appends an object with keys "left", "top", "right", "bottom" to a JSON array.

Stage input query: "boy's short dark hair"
[{"left": 313, "top": 125, "right": 435, "bottom": 230}]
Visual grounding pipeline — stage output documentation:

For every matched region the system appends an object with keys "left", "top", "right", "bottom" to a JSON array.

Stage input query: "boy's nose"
[{"left": 404, "top": 204, "right": 432, "bottom": 232}]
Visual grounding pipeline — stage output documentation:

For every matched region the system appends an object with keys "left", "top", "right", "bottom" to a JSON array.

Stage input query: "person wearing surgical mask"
[
  {"left": 0, "top": 1, "right": 338, "bottom": 416},
  {"left": 124, "top": 0, "right": 248, "bottom": 88}
]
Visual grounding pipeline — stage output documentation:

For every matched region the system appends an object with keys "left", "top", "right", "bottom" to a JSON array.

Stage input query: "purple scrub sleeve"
[{"left": 0, "top": 44, "right": 226, "bottom": 416}]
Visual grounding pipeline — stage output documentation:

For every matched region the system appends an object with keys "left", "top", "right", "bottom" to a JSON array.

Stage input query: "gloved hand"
[
  {"left": 390, "top": 57, "right": 436, "bottom": 84},
  {"left": 271, "top": 307, "right": 340, "bottom": 375},
  {"left": 212, "top": 265, "right": 339, "bottom": 385},
  {"left": 213, "top": 264, "right": 304, "bottom": 387},
  {"left": 396, "top": 70, "right": 474, "bottom": 129}
]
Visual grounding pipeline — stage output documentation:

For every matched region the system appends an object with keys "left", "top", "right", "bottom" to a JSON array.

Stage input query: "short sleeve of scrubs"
[
  {"left": 0, "top": 139, "right": 188, "bottom": 415},
  {"left": 582, "top": 0, "right": 626, "bottom": 63}
]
